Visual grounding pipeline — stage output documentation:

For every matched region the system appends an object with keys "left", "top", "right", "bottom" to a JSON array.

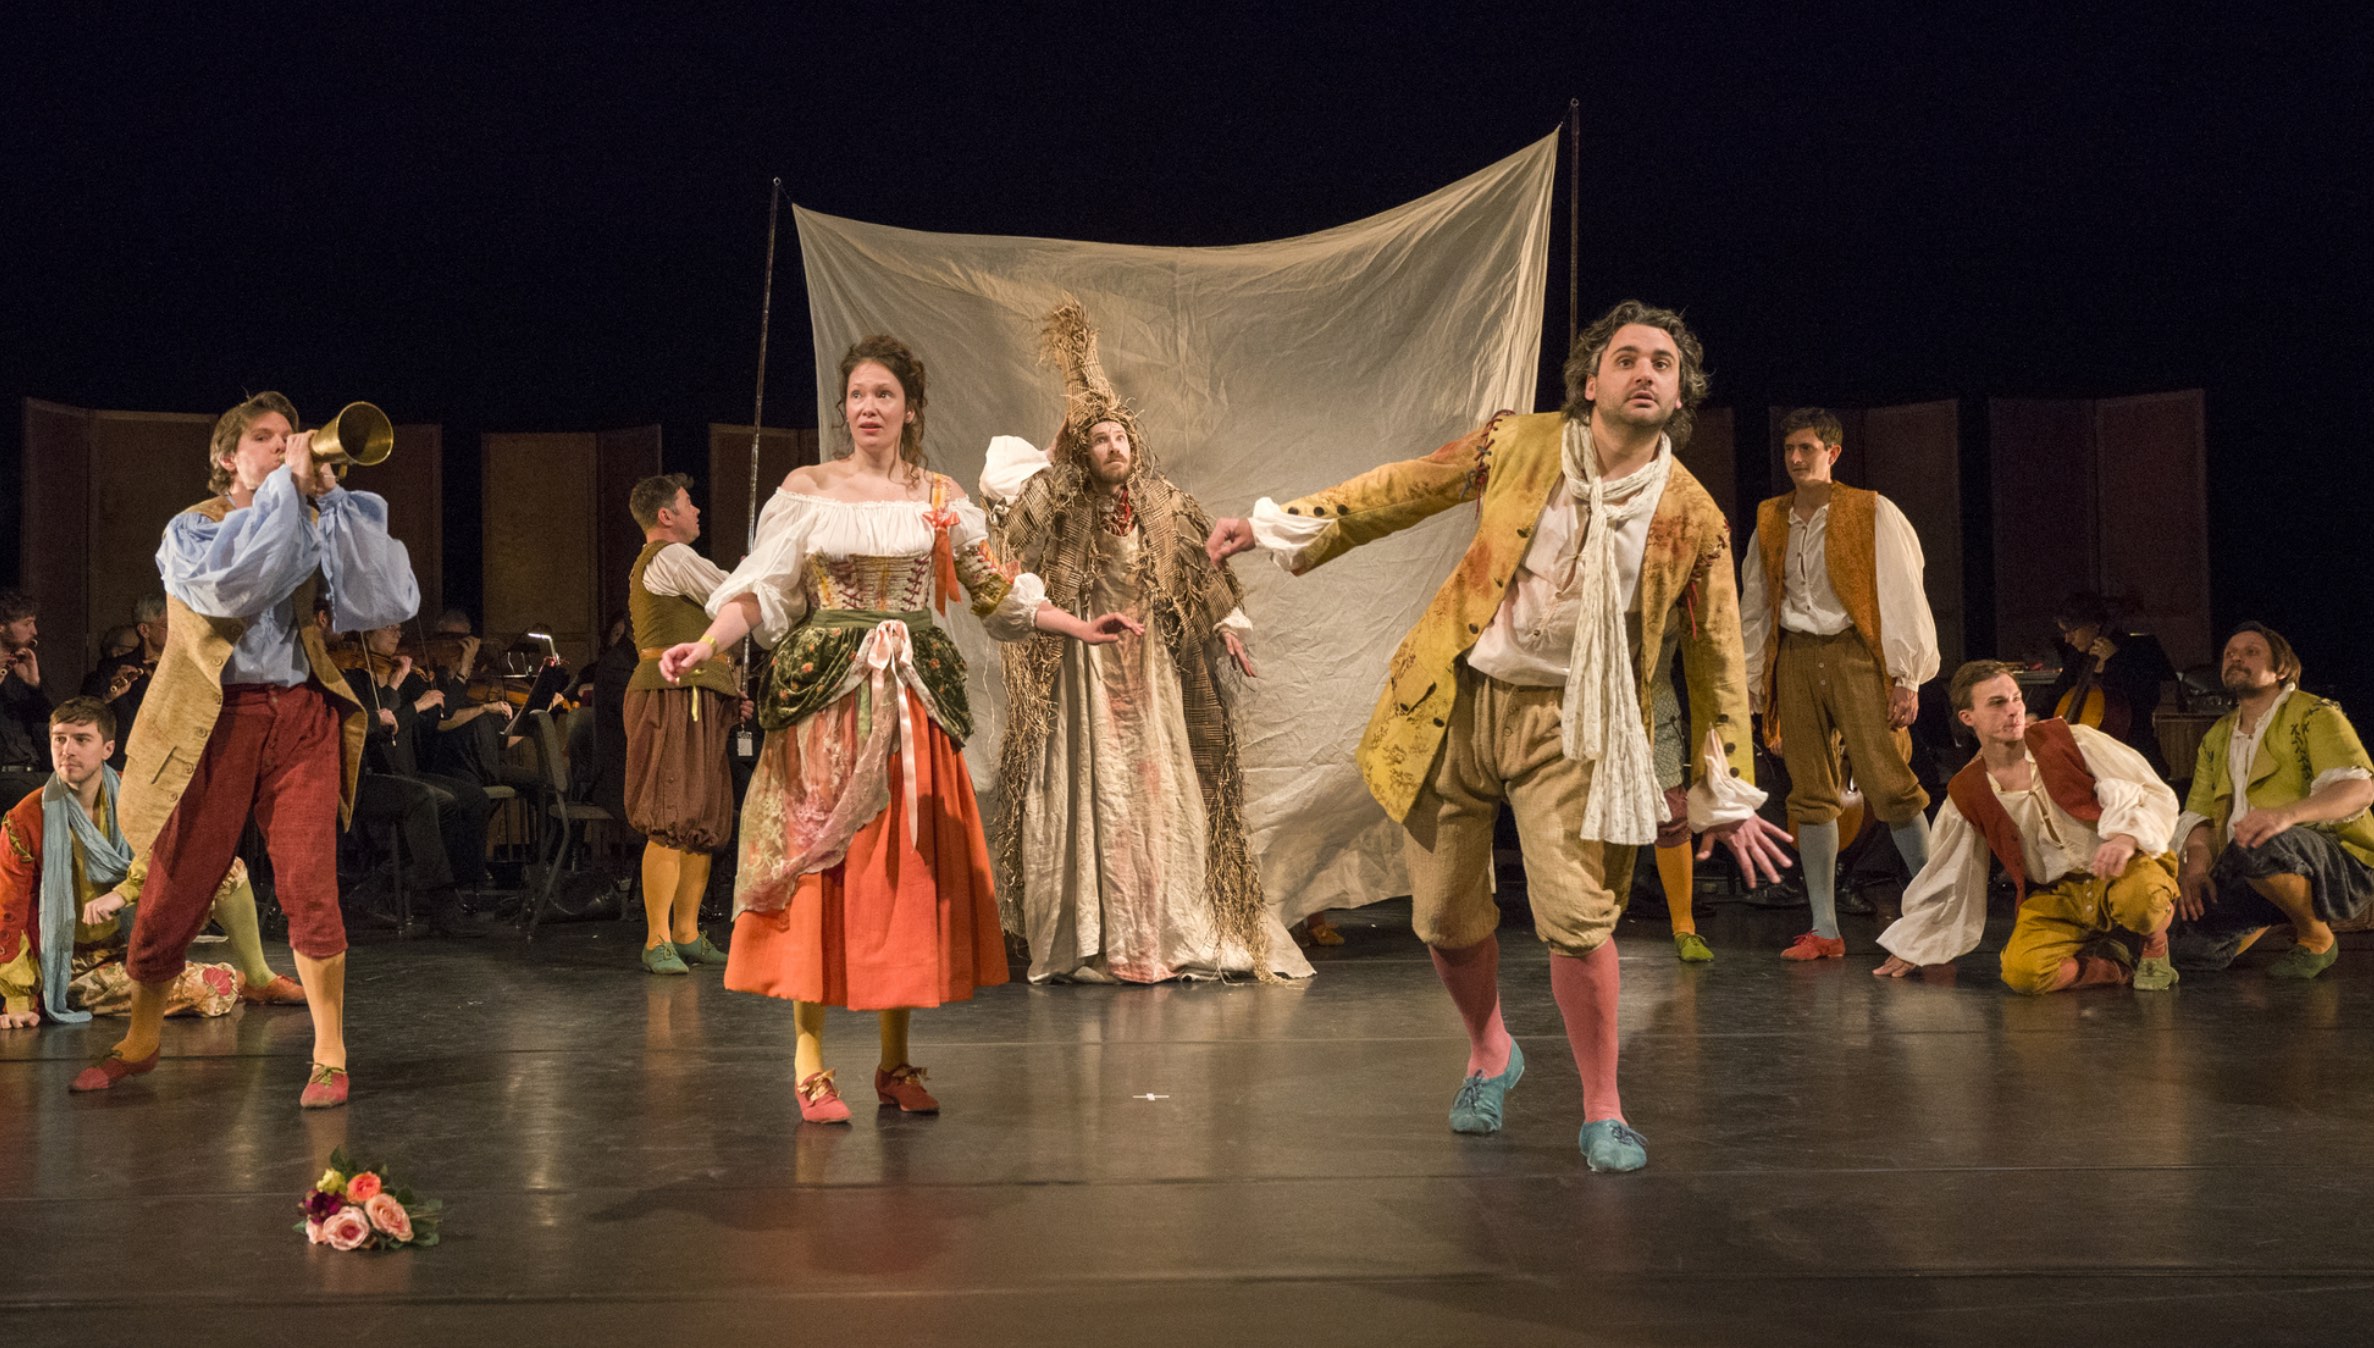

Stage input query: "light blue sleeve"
[
  {"left": 157, "top": 468, "right": 324, "bottom": 620},
  {"left": 316, "top": 486, "right": 420, "bottom": 632}
]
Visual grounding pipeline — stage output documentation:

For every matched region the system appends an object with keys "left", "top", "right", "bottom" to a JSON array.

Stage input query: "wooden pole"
[
  {"left": 747, "top": 177, "right": 784, "bottom": 552},
  {"left": 1566, "top": 97, "right": 1581, "bottom": 348}
]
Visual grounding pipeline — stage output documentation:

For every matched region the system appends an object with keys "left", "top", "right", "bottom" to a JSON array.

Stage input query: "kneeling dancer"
[
  {"left": 2, "top": 699, "right": 299, "bottom": 1029},
  {"left": 1875, "top": 660, "right": 2179, "bottom": 992},
  {"left": 660, "top": 335, "right": 1136, "bottom": 1123},
  {"left": 1209, "top": 302, "right": 1792, "bottom": 1172}
]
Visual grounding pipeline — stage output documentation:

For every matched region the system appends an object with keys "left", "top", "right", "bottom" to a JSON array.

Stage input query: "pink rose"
[
  {"left": 344, "top": 1171, "right": 384, "bottom": 1203},
  {"left": 364, "top": 1193, "right": 413, "bottom": 1243},
  {"left": 322, "top": 1206, "right": 374, "bottom": 1251},
  {"left": 306, "top": 1219, "right": 327, "bottom": 1245}
]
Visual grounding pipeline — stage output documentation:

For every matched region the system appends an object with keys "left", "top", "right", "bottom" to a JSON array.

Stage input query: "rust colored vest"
[
  {"left": 1755, "top": 483, "right": 1885, "bottom": 712},
  {"left": 1944, "top": 718, "right": 2100, "bottom": 902}
]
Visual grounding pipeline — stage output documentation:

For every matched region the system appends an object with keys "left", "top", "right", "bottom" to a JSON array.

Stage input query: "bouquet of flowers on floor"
[{"left": 296, "top": 1148, "right": 444, "bottom": 1251}]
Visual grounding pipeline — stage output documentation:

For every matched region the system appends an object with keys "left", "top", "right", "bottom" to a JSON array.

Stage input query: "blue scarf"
[{"left": 38, "top": 767, "right": 129, "bottom": 1024}]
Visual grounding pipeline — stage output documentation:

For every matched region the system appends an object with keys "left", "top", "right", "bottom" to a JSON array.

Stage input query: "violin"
[{"left": 2053, "top": 639, "right": 2132, "bottom": 739}]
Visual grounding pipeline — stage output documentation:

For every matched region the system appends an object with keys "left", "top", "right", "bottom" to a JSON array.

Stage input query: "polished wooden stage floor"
[{"left": 6, "top": 898, "right": 2371, "bottom": 1346}]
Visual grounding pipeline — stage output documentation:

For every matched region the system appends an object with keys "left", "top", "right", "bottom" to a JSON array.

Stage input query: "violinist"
[
  {"left": 82, "top": 595, "right": 169, "bottom": 764},
  {"left": 2044, "top": 592, "right": 2174, "bottom": 777},
  {"left": 341, "top": 620, "right": 492, "bottom": 937},
  {"left": 1740, "top": 408, "right": 1940, "bottom": 961}
]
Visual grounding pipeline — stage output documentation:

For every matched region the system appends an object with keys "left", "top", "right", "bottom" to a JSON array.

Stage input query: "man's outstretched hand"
[
  {"left": 1206, "top": 517, "right": 1256, "bottom": 565},
  {"left": 1697, "top": 811, "right": 1796, "bottom": 889}
]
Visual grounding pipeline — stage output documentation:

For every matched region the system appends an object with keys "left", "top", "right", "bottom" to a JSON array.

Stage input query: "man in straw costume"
[{"left": 981, "top": 299, "right": 1309, "bottom": 983}]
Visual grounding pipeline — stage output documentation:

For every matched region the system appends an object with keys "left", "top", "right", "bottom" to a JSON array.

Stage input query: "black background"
[{"left": 4, "top": 6, "right": 2365, "bottom": 707}]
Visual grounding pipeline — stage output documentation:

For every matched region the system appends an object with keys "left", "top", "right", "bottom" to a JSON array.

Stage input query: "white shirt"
[
  {"left": 1738, "top": 491, "right": 1939, "bottom": 706},
  {"left": 641, "top": 541, "right": 729, "bottom": 606},
  {"left": 1250, "top": 471, "right": 1665, "bottom": 690},
  {"left": 1877, "top": 724, "right": 2178, "bottom": 967}
]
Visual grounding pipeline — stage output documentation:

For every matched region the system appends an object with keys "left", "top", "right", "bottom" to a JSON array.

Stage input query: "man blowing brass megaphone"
[{"left": 306, "top": 401, "right": 395, "bottom": 478}]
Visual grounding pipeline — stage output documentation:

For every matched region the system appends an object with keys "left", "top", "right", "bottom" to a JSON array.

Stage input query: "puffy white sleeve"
[
  {"left": 1874, "top": 496, "right": 1940, "bottom": 690},
  {"left": 2071, "top": 722, "right": 2180, "bottom": 854},
  {"left": 948, "top": 496, "right": 1046, "bottom": 642},
  {"left": 643, "top": 542, "right": 730, "bottom": 604},
  {"left": 1738, "top": 529, "right": 1772, "bottom": 713},
  {"left": 707, "top": 490, "right": 811, "bottom": 648},
  {"left": 1876, "top": 801, "right": 1991, "bottom": 966},
  {"left": 1248, "top": 497, "right": 1332, "bottom": 573},
  {"left": 978, "top": 436, "right": 1051, "bottom": 505}
]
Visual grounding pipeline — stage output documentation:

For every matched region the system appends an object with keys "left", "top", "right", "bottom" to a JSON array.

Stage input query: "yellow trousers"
[{"left": 1999, "top": 853, "right": 2178, "bottom": 995}]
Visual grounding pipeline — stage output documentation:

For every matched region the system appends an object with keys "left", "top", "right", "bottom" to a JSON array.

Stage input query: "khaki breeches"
[{"left": 1774, "top": 628, "right": 1928, "bottom": 827}]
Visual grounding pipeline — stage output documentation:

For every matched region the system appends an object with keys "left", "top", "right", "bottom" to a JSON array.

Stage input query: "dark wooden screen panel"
[
  {"left": 1680, "top": 406, "right": 1737, "bottom": 528},
  {"left": 1988, "top": 399, "right": 2098, "bottom": 660},
  {"left": 376, "top": 423, "right": 445, "bottom": 626},
  {"left": 707, "top": 424, "right": 820, "bottom": 573},
  {"left": 483, "top": 432, "right": 598, "bottom": 666},
  {"left": 18, "top": 399, "right": 94, "bottom": 694},
  {"left": 1861, "top": 400, "right": 1965, "bottom": 667},
  {"left": 593, "top": 425, "right": 664, "bottom": 636},
  {"left": 2095, "top": 391, "right": 2211, "bottom": 667}
]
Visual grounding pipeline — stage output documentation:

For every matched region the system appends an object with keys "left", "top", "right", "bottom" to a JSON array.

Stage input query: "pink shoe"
[
  {"left": 69, "top": 1049, "right": 159, "bottom": 1093},
  {"left": 875, "top": 1063, "right": 940, "bottom": 1113},
  {"left": 797, "top": 1069, "right": 852, "bottom": 1125},
  {"left": 300, "top": 1063, "right": 349, "bottom": 1110},
  {"left": 238, "top": 973, "right": 308, "bottom": 1005},
  {"left": 1781, "top": 932, "right": 1846, "bottom": 961}
]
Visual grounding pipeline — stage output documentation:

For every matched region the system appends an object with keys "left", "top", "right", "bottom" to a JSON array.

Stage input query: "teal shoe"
[
  {"left": 1579, "top": 1119, "right": 1648, "bottom": 1172},
  {"left": 642, "top": 942, "right": 691, "bottom": 976},
  {"left": 2268, "top": 941, "right": 2340, "bottom": 981},
  {"left": 674, "top": 934, "right": 730, "bottom": 967},
  {"left": 1448, "top": 1041, "right": 1524, "bottom": 1135}
]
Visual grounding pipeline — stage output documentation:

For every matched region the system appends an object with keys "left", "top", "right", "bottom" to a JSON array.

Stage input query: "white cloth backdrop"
[{"left": 793, "top": 131, "right": 1555, "bottom": 922}]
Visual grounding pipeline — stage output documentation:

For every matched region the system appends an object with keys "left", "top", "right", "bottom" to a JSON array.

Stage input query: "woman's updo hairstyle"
[{"left": 837, "top": 334, "right": 929, "bottom": 481}]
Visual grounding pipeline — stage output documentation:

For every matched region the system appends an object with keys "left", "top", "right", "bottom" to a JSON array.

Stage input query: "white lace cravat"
[{"left": 1557, "top": 419, "right": 1672, "bottom": 845}]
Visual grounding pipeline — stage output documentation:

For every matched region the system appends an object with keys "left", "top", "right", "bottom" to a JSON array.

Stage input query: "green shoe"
[
  {"left": 2132, "top": 955, "right": 2179, "bottom": 991},
  {"left": 2268, "top": 941, "right": 2340, "bottom": 981},
  {"left": 642, "top": 942, "right": 691, "bottom": 976},
  {"left": 1579, "top": 1119, "right": 1648, "bottom": 1173},
  {"left": 1673, "top": 931, "right": 1714, "bottom": 964},
  {"left": 674, "top": 935, "right": 730, "bottom": 967}
]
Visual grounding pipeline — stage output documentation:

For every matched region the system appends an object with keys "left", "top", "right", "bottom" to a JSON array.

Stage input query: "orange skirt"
[{"left": 724, "top": 695, "right": 1010, "bottom": 1011}]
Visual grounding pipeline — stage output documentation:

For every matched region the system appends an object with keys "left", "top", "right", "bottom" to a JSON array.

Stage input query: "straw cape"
[{"left": 990, "top": 298, "right": 1270, "bottom": 975}]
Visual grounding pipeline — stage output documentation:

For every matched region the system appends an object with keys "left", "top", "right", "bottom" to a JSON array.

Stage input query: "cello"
[{"left": 2053, "top": 637, "right": 2132, "bottom": 740}]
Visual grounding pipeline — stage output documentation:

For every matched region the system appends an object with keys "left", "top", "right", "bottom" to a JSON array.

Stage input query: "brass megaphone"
[{"left": 307, "top": 401, "right": 395, "bottom": 478}]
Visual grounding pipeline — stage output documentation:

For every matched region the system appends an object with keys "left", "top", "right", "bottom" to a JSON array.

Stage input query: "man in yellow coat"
[
  {"left": 2170, "top": 622, "right": 2374, "bottom": 978},
  {"left": 1209, "top": 301, "right": 1793, "bottom": 1172}
]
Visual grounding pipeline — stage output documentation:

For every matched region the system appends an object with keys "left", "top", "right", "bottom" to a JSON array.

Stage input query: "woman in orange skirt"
[{"left": 658, "top": 335, "right": 1136, "bottom": 1123}]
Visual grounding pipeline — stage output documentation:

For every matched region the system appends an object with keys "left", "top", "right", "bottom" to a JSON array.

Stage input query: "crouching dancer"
[{"left": 1875, "top": 660, "right": 2179, "bottom": 992}]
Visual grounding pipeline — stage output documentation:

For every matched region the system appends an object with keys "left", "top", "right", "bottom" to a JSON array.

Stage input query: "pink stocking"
[
  {"left": 1429, "top": 936, "right": 1512, "bottom": 1077},
  {"left": 1548, "top": 941, "right": 1624, "bottom": 1124}
]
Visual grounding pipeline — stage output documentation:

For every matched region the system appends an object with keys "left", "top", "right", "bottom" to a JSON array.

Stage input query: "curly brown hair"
[
  {"left": 835, "top": 335, "right": 930, "bottom": 484},
  {"left": 1561, "top": 300, "right": 1710, "bottom": 447},
  {"left": 207, "top": 391, "right": 300, "bottom": 494},
  {"left": 1779, "top": 406, "right": 1844, "bottom": 449}
]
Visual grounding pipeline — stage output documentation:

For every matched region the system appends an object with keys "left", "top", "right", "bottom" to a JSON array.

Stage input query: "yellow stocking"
[
  {"left": 1656, "top": 843, "right": 1696, "bottom": 936},
  {"left": 671, "top": 851, "right": 713, "bottom": 945},
  {"left": 879, "top": 1008, "right": 911, "bottom": 1071},
  {"left": 793, "top": 1000, "right": 827, "bottom": 1080},
  {"left": 639, "top": 843, "right": 683, "bottom": 949}
]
